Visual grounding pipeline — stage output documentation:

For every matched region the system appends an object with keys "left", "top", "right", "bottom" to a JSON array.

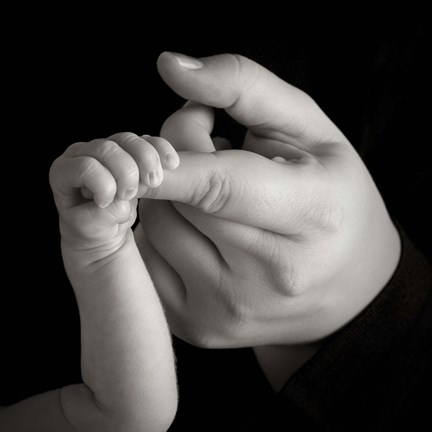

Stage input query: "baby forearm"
[{"left": 61, "top": 230, "right": 177, "bottom": 431}]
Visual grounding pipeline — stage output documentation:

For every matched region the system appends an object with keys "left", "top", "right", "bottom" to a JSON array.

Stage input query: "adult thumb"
[{"left": 157, "top": 52, "right": 343, "bottom": 149}]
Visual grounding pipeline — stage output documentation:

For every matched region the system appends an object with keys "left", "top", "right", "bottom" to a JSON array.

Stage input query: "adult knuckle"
[
  {"left": 229, "top": 53, "right": 256, "bottom": 81},
  {"left": 271, "top": 262, "right": 304, "bottom": 296},
  {"left": 227, "top": 54, "right": 261, "bottom": 110},
  {"left": 191, "top": 169, "right": 233, "bottom": 214},
  {"left": 228, "top": 53, "right": 247, "bottom": 77},
  {"left": 262, "top": 237, "right": 306, "bottom": 296},
  {"left": 313, "top": 204, "right": 343, "bottom": 232}
]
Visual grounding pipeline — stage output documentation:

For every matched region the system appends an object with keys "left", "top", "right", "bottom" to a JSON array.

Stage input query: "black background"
[{"left": 1, "top": 15, "right": 430, "bottom": 419}]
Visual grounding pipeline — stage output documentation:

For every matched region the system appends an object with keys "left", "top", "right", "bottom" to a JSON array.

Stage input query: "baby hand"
[{"left": 49, "top": 133, "right": 179, "bottom": 253}]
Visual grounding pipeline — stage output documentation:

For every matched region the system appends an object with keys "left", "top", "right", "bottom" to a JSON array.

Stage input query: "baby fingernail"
[
  {"left": 123, "top": 186, "right": 137, "bottom": 200},
  {"left": 98, "top": 200, "right": 111, "bottom": 208},
  {"left": 147, "top": 169, "right": 162, "bottom": 187},
  {"left": 165, "top": 152, "right": 179, "bottom": 166}
]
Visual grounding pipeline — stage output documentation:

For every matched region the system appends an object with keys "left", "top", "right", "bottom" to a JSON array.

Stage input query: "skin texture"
[
  {"left": 0, "top": 51, "right": 403, "bottom": 429},
  {"left": 1, "top": 134, "right": 179, "bottom": 432},
  {"left": 133, "top": 53, "right": 401, "bottom": 387}
]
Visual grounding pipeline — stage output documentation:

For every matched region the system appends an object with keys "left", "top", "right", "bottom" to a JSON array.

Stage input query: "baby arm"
[{"left": 0, "top": 134, "right": 179, "bottom": 432}]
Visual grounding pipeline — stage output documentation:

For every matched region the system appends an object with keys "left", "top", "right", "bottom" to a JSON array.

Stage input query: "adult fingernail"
[{"left": 168, "top": 52, "right": 204, "bottom": 70}]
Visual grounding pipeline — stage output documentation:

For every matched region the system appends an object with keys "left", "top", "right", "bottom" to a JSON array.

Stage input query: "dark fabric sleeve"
[{"left": 266, "top": 226, "right": 432, "bottom": 431}]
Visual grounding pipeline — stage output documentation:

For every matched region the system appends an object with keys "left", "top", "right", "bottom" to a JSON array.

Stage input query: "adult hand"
[{"left": 135, "top": 52, "right": 401, "bottom": 348}]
